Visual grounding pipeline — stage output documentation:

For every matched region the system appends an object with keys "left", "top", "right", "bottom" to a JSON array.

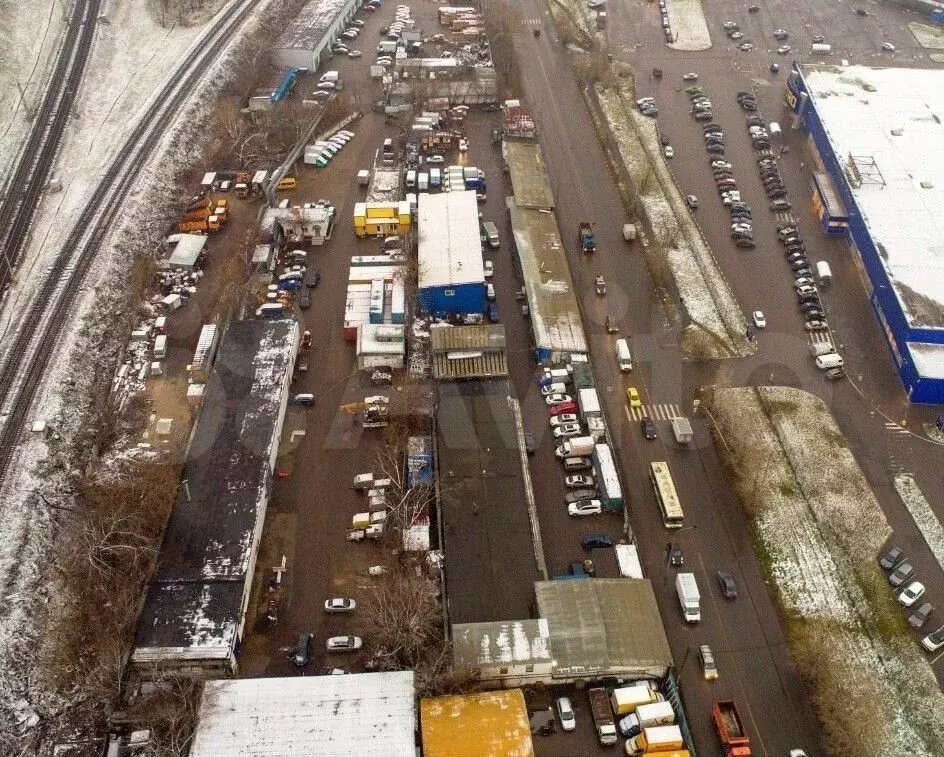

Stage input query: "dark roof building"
[
  {"left": 132, "top": 319, "right": 298, "bottom": 676},
  {"left": 431, "top": 325, "right": 508, "bottom": 379}
]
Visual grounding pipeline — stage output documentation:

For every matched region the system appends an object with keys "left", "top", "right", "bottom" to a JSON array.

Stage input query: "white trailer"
[
  {"left": 675, "top": 572, "right": 701, "bottom": 623},
  {"left": 578, "top": 387, "right": 601, "bottom": 419},
  {"left": 615, "top": 544, "right": 643, "bottom": 579},
  {"left": 671, "top": 416, "right": 694, "bottom": 444}
]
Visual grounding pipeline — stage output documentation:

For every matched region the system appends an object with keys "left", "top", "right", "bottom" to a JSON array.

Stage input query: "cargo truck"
[
  {"left": 670, "top": 416, "right": 694, "bottom": 444},
  {"left": 611, "top": 684, "right": 661, "bottom": 716},
  {"left": 625, "top": 725, "right": 684, "bottom": 755},
  {"left": 555, "top": 435, "right": 596, "bottom": 458},
  {"left": 593, "top": 443, "right": 623, "bottom": 511},
  {"left": 675, "top": 572, "right": 701, "bottom": 622},
  {"left": 712, "top": 700, "right": 752, "bottom": 757},
  {"left": 588, "top": 687, "right": 618, "bottom": 746},
  {"left": 578, "top": 387, "right": 601, "bottom": 419},
  {"left": 615, "top": 544, "right": 643, "bottom": 578},
  {"left": 579, "top": 221, "right": 597, "bottom": 252},
  {"left": 617, "top": 700, "right": 676, "bottom": 737}
]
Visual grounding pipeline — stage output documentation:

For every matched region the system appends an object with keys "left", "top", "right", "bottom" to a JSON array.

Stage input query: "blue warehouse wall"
[{"left": 419, "top": 281, "right": 485, "bottom": 317}]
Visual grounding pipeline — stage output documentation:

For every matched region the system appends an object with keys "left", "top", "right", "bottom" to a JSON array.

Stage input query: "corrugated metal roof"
[
  {"left": 506, "top": 140, "right": 554, "bottom": 209},
  {"left": 534, "top": 579, "right": 672, "bottom": 676},
  {"left": 274, "top": 0, "right": 354, "bottom": 51},
  {"left": 452, "top": 619, "right": 551, "bottom": 667},
  {"left": 190, "top": 673, "right": 416, "bottom": 757},
  {"left": 418, "top": 190, "right": 484, "bottom": 289},
  {"left": 421, "top": 690, "right": 534, "bottom": 757},
  {"left": 507, "top": 200, "right": 587, "bottom": 355},
  {"left": 431, "top": 325, "right": 507, "bottom": 379}
]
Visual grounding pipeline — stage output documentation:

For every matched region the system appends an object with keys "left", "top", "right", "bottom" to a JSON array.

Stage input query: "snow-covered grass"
[
  {"left": 665, "top": 0, "right": 712, "bottom": 52},
  {"left": 592, "top": 86, "right": 752, "bottom": 358},
  {"left": 709, "top": 386, "right": 944, "bottom": 757},
  {"left": 894, "top": 474, "right": 944, "bottom": 575},
  {"left": 0, "top": 1, "right": 66, "bottom": 178},
  {"left": 908, "top": 21, "right": 944, "bottom": 50}
]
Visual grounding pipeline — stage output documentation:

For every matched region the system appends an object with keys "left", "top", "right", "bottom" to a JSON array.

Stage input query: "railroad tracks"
[
  {"left": 0, "top": 0, "right": 101, "bottom": 289},
  {"left": 0, "top": 0, "right": 261, "bottom": 480}
]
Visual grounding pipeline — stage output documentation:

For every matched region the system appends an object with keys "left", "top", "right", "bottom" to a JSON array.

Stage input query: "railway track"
[
  {"left": 0, "top": 0, "right": 261, "bottom": 480},
  {"left": 0, "top": 0, "right": 101, "bottom": 290}
]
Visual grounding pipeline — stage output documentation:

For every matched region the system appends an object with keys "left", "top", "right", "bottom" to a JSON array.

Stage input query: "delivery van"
[
  {"left": 153, "top": 334, "right": 168, "bottom": 360},
  {"left": 816, "top": 260, "right": 832, "bottom": 286},
  {"left": 616, "top": 338, "right": 633, "bottom": 372},
  {"left": 815, "top": 353, "right": 844, "bottom": 370},
  {"left": 483, "top": 221, "right": 500, "bottom": 249}
]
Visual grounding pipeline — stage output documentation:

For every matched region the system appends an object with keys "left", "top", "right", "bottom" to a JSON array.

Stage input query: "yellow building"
[
  {"left": 353, "top": 200, "right": 412, "bottom": 237},
  {"left": 421, "top": 690, "right": 534, "bottom": 757}
]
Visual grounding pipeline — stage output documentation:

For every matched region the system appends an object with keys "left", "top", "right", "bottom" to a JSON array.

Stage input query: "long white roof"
[
  {"left": 189, "top": 672, "right": 416, "bottom": 757},
  {"left": 802, "top": 64, "right": 944, "bottom": 328},
  {"left": 418, "top": 190, "right": 484, "bottom": 289}
]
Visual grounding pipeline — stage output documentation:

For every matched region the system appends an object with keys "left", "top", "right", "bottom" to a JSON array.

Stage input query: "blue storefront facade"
[{"left": 786, "top": 66, "right": 944, "bottom": 404}]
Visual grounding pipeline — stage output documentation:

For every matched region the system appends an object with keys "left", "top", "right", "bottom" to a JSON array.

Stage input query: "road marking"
[
  {"left": 628, "top": 403, "right": 681, "bottom": 421},
  {"left": 884, "top": 421, "right": 910, "bottom": 436},
  {"left": 521, "top": 18, "right": 541, "bottom": 25},
  {"left": 807, "top": 330, "right": 832, "bottom": 345},
  {"left": 931, "top": 648, "right": 944, "bottom": 666}
]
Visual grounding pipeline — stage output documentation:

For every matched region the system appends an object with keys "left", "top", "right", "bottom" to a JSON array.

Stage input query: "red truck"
[{"left": 712, "top": 700, "right": 752, "bottom": 757}]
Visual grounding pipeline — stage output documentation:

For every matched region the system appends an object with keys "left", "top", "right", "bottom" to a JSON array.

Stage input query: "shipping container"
[{"left": 593, "top": 443, "right": 623, "bottom": 511}]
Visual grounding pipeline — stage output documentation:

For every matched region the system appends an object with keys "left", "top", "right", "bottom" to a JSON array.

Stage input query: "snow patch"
[
  {"left": 665, "top": 0, "right": 712, "bottom": 52},
  {"left": 894, "top": 474, "right": 944, "bottom": 575},
  {"left": 908, "top": 21, "right": 944, "bottom": 50}
]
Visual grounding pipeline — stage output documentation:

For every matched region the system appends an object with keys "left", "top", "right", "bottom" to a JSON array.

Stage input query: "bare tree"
[
  {"left": 374, "top": 440, "right": 435, "bottom": 533},
  {"left": 123, "top": 674, "right": 205, "bottom": 757}
]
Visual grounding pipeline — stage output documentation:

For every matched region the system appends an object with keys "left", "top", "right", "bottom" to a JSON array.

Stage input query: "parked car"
[
  {"left": 717, "top": 571, "right": 738, "bottom": 599},
  {"left": 889, "top": 562, "right": 915, "bottom": 586},
  {"left": 553, "top": 423, "right": 583, "bottom": 438},
  {"left": 899, "top": 581, "right": 926, "bottom": 607},
  {"left": 326, "top": 635, "right": 363, "bottom": 652},
  {"left": 582, "top": 534, "right": 613, "bottom": 550},
  {"left": 484, "top": 260, "right": 494, "bottom": 278},
  {"left": 566, "top": 474, "right": 597, "bottom": 488},
  {"left": 921, "top": 626, "right": 944, "bottom": 652},
  {"left": 565, "top": 489, "right": 599, "bottom": 504},
  {"left": 299, "top": 291, "right": 311, "bottom": 309},
  {"left": 556, "top": 697, "right": 576, "bottom": 732},
  {"left": 324, "top": 597, "right": 356, "bottom": 613},
  {"left": 550, "top": 413, "right": 579, "bottom": 426},
  {"left": 880, "top": 546, "right": 905, "bottom": 570},
  {"left": 752, "top": 311, "right": 767, "bottom": 329},
  {"left": 563, "top": 456, "right": 593, "bottom": 471},
  {"left": 293, "top": 633, "right": 312, "bottom": 666},
  {"left": 545, "top": 393, "right": 573, "bottom": 406},
  {"left": 568, "top": 499, "right": 603, "bottom": 517},
  {"left": 524, "top": 432, "right": 536, "bottom": 455},
  {"left": 909, "top": 603, "right": 934, "bottom": 629},
  {"left": 549, "top": 401, "right": 578, "bottom": 415}
]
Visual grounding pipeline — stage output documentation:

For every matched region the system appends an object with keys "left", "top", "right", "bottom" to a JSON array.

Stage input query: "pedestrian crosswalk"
[
  {"left": 884, "top": 421, "right": 911, "bottom": 437},
  {"left": 774, "top": 211, "right": 794, "bottom": 223},
  {"left": 521, "top": 18, "right": 541, "bottom": 25},
  {"left": 627, "top": 403, "right": 682, "bottom": 422},
  {"left": 807, "top": 329, "right": 832, "bottom": 345}
]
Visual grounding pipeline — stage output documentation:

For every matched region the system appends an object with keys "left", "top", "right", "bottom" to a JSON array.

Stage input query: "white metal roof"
[
  {"left": 418, "top": 190, "right": 484, "bottom": 289},
  {"left": 801, "top": 64, "right": 944, "bottom": 328},
  {"left": 189, "top": 672, "right": 416, "bottom": 757},
  {"left": 908, "top": 342, "right": 944, "bottom": 379}
]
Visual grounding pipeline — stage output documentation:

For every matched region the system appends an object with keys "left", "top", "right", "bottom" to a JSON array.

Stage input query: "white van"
[
  {"left": 486, "top": 283, "right": 496, "bottom": 301},
  {"left": 153, "top": 334, "right": 168, "bottom": 360},
  {"left": 616, "top": 338, "right": 633, "bottom": 372},
  {"left": 483, "top": 221, "right": 500, "bottom": 249},
  {"left": 815, "top": 353, "right": 844, "bottom": 370},
  {"left": 810, "top": 342, "right": 835, "bottom": 358},
  {"left": 816, "top": 260, "right": 832, "bottom": 286},
  {"left": 406, "top": 169, "right": 417, "bottom": 188}
]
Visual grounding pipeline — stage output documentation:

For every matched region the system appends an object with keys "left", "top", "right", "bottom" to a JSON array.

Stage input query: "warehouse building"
[
  {"left": 189, "top": 672, "right": 416, "bottom": 757},
  {"left": 504, "top": 120, "right": 587, "bottom": 364},
  {"left": 430, "top": 324, "right": 508, "bottom": 379},
  {"left": 131, "top": 319, "right": 298, "bottom": 677},
  {"left": 787, "top": 64, "right": 944, "bottom": 403},
  {"left": 273, "top": 0, "right": 359, "bottom": 70},
  {"left": 421, "top": 690, "right": 534, "bottom": 757},
  {"left": 417, "top": 190, "right": 485, "bottom": 316}
]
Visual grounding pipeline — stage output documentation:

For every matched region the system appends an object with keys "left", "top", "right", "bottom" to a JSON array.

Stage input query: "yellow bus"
[{"left": 650, "top": 461, "right": 684, "bottom": 528}]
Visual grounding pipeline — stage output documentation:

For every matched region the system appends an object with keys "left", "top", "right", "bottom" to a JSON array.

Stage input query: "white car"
[
  {"left": 458, "top": 138, "right": 469, "bottom": 152},
  {"left": 350, "top": 19, "right": 364, "bottom": 26},
  {"left": 664, "top": 146, "right": 674, "bottom": 158},
  {"left": 752, "top": 311, "right": 766, "bottom": 329},
  {"left": 682, "top": 72, "right": 698, "bottom": 81},
  {"left": 483, "top": 260, "right": 494, "bottom": 278},
  {"left": 796, "top": 285, "right": 816, "bottom": 297},
  {"left": 794, "top": 278, "right": 815, "bottom": 289},
  {"left": 882, "top": 42, "right": 896, "bottom": 52},
  {"left": 921, "top": 626, "right": 944, "bottom": 652},
  {"left": 326, "top": 635, "right": 363, "bottom": 651},
  {"left": 899, "top": 581, "right": 926, "bottom": 607},
  {"left": 545, "top": 393, "right": 573, "bottom": 406},
  {"left": 427, "top": 154, "right": 445, "bottom": 164},
  {"left": 565, "top": 474, "right": 596, "bottom": 488},
  {"left": 348, "top": 50, "right": 362, "bottom": 58},
  {"left": 556, "top": 697, "right": 576, "bottom": 732},
  {"left": 549, "top": 413, "right": 579, "bottom": 427},
  {"left": 553, "top": 423, "right": 583, "bottom": 438},
  {"left": 324, "top": 597, "right": 356, "bottom": 612},
  {"left": 777, "top": 45, "right": 791, "bottom": 54},
  {"left": 739, "top": 42, "right": 754, "bottom": 51},
  {"left": 568, "top": 499, "right": 603, "bottom": 516}
]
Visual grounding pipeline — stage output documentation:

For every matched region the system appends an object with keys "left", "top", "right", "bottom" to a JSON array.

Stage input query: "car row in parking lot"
[{"left": 880, "top": 546, "right": 943, "bottom": 650}]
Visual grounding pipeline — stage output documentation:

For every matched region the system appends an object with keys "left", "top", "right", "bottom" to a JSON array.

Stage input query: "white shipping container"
[
  {"left": 578, "top": 387, "right": 601, "bottom": 417},
  {"left": 594, "top": 443, "right": 622, "bottom": 504},
  {"left": 615, "top": 544, "right": 644, "bottom": 579}
]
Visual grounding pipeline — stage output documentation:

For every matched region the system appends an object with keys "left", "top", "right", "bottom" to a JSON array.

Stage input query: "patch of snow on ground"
[
  {"left": 0, "top": 1, "right": 65, "bottom": 176},
  {"left": 909, "top": 21, "right": 944, "bottom": 50},
  {"left": 665, "top": 0, "right": 712, "bottom": 52},
  {"left": 894, "top": 474, "right": 944, "bottom": 575}
]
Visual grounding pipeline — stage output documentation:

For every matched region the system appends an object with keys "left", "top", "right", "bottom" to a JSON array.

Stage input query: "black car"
[
  {"left": 669, "top": 544, "right": 684, "bottom": 566},
  {"left": 717, "top": 571, "right": 738, "bottom": 599},
  {"left": 794, "top": 268, "right": 813, "bottom": 279},
  {"left": 703, "top": 122, "right": 722, "bottom": 131},
  {"left": 707, "top": 145, "right": 726, "bottom": 154},
  {"left": 307, "top": 270, "right": 321, "bottom": 288},
  {"left": 641, "top": 416, "right": 657, "bottom": 440},
  {"left": 294, "top": 632, "right": 312, "bottom": 667},
  {"left": 771, "top": 199, "right": 792, "bottom": 210},
  {"left": 524, "top": 432, "right": 536, "bottom": 455},
  {"left": 735, "top": 238, "right": 756, "bottom": 249},
  {"left": 787, "top": 252, "right": 807, "bottom": 263},
  {"left": 768, "top": 188, "right": 788, "bottom": 198},
  {"left": 488, "top": 302, "right": 500, "bottom": 323},
  {"left": 909, "top": 603, "right": 934, "bottom": 629},
  {"left": 880, "top": 546, "right": 905, "bottom": 570},
  {"left": 582, "top": 534, "right": 614, "bottom": 550},
  {"left": 803, "top": 308, "right": 827, "bottom": 320},
  {"left": 299, "top": 291, "right": 312, "bottom": 309}
]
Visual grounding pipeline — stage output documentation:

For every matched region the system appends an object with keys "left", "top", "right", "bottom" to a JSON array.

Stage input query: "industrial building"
[
  {"left": 417, "top": 190, "right": 485, "bottom": 316},
  {"left": 437, "top": 381, "right": 538, "bottom": 624},
  {"left": 451, "top": 619, "right": 553, "bottom": 688},
  {"left": 131, "top": 319, "right": 298, "bottom": 677},
  {"left": 787, "top": 64, "right": 944, "bottom": 403},
  {"left": 161, "top": 233, "right": 207, "bottom": 270},
  {"left": 273, "top": 0, "right": 359, "bottom": 70},
  {"left": 421, "top": 690, "right": 534, "bottom": 757},
  {"left": 353, "top": 200, "right": 412, "bottom": 238},
  {"left": 343, "top": 262, "right": 406, "bottom": 345},
  {"left": 503, "top": 110, "right": 587, "bottom": 364},
  {"left": 189, "top": 672, "right": 416, "bottom": 757}
]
